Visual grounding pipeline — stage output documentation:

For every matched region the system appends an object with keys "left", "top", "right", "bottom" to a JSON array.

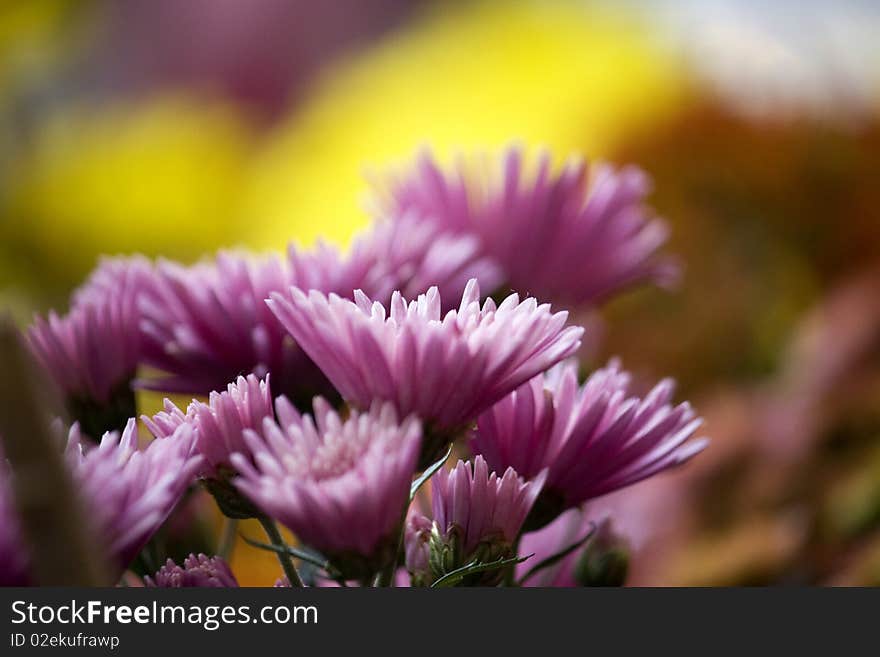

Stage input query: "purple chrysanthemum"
[
  {"left": 0, "top": 420, "right": 199, "bottom": 583},
  {"left": 144, "top": 554, "right": 238, "bottom": 587},
  {"left": 0, "top": 446, "right": 29, "bottom": 586},
  {"left": 268, "top": 278, "right": 583, "bottom": 465},
  {"left": 377, "top": 146, "right": 678, "bottom": 307},
  {"left": 64, "top": 419, "right": 202, "bottom": 573},
  {"left": 232, "top": 399, "right": 421, "bottom": 579},
  {"left": 472, "top": 359, "right": 707, "bottom": 528},
  {"left": 138, "top": 249, "right": 354, "bottom": 405},
  {"left": 408, "top": 456, "right": 543, "bottom": 586},
  {"left": 143, "top": 374, "right": 273, "bottom": 478},
  {"left": 27, "top": 259, "right": 147, "bottom": 437},
  {"left": 72, "top": 255, "right": 154, "bottom": 308},
  {"left": 27, "top": 300, "right": 138, "bottom": 403}
]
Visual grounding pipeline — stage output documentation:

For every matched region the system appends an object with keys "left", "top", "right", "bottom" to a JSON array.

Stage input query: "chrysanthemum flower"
[
  {"left": 1, "top": 420, "right": 198, "bottom": 584},
  {"left": 471, "top": 359, "right": 707, "bottom": 529},
  {"left": 408, "top": 456, "right": 543, "bottom": 586},
  {"left": 377, "top": 146, "right": 678, "bottom": 307},
  {"left": 232, "top": 399, "right": 421, "bottom": 580},
  {"left": 27, "top": 302, "right": 138, "bottom": 415},
  {"left": 138, "top": 249, "right": 354, "bottom": 406},
  {"left": 64, "top": 419, "right": 202, "bottom": 574},
  {"left": 142, "top": 374, "right": 273, "bottom": 518},
  {"left": 143, "top": 374, "right": 272, "bottom": 475},
  {"left": 0, "top": 446, "right": 29, "bottom": 586},
  {"left": 144, "top": 554, "right": 239, "bottom": 588},
  {"left": 72, "top": 255, "right": 154, "bottom": 308},
  {"left": 27, "top": 259, "right": 146, "bottom": 437},
  {"left": 268, "top": 278, "right": 583, "bottom": 466}
]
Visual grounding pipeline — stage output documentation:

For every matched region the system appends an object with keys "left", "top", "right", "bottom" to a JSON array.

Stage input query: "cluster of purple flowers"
[{"left": 2, "top": 146, "right": 706, "bottom": 587}]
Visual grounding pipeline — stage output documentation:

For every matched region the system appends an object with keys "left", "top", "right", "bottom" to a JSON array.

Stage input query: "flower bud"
[
  {"left": 406, "top": 457, "right": 542, "bottom": 586},
  {"left": 575, "top": 519, "right": 630, "bottom": 587}
]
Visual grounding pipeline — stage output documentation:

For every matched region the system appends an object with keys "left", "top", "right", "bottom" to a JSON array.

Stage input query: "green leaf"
[
  {"left": 430, "top": 554, "right": 532, "bottom": 588},
  {"left": 411, "top": 443, "right": 453, "bottom": 500},
  {"left": 517, "top": 523, "right": 597, "bottom": 585}
]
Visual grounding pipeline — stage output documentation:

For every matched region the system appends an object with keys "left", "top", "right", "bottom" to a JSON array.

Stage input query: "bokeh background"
[{"left": 2, "top": 0, "right": 879, "bottom": 585}]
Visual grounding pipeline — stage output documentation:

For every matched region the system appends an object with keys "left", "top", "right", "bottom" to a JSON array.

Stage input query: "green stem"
[
  {"left": 378, "top": 511, "right": 410, "bottom": 587},
  {"left": 258, "top": 516, "right": 303, "bottom": 587},
  {"left": 218, "top": 518, "right": 238, "bottom": 561}
]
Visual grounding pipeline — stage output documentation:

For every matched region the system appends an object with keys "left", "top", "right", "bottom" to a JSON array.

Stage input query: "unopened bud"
[{"left": 575, "top": 519, "right": 630, "bottom": 587}]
